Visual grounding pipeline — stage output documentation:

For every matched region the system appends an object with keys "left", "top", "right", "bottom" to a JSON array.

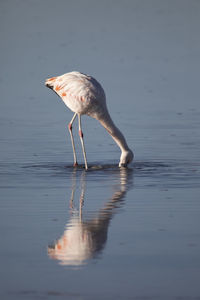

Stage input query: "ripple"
[{"left": 0, "top": 159, "right": 199, "bottom": 189}]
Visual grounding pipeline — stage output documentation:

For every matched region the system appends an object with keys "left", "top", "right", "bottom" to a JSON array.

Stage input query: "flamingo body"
[
  {"left": 46, "top": 72, "right": 106, "bottom": 119},
  {"left": 45, "top": 71, "right": 133, "bottom": 169}
]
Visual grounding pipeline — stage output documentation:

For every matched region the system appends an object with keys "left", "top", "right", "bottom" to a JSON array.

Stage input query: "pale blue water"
[{"left": 0, "top": 1, "right": 200, "bottom": 299}]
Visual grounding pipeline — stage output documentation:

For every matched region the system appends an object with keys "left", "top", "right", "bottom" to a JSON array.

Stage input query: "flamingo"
[{"left": 45, "top": 71, "right": 133, "bottom": 170}]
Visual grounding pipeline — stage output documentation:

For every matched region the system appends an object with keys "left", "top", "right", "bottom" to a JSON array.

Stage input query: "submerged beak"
[{"left": 119, "top": 163, "right": 128, "bottom": 168}]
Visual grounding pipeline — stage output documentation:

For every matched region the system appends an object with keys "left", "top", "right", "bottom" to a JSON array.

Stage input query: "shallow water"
[
  {"left": 1, "top": 159, "right": 200, "bottom": 299},
  {"left": 1, "top": 1, "right": 200, "bottom": 299}
]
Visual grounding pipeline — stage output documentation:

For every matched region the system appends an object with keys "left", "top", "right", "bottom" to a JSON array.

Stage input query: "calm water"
[{"left": 1, "top": 1, "right": 200, "bottom": 299}]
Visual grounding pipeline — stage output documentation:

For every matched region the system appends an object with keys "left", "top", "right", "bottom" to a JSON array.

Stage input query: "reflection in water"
[{"left": 48, "top": 167, "right": 133, "bottom": 266}]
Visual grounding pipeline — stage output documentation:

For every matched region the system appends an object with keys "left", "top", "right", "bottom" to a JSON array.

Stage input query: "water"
[{"left": 1, "top": 1, "right": 200, "bottom": 299}]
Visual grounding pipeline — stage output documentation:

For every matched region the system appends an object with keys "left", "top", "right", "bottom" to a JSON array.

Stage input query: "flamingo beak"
[{"left": 119, "top": 163, "right": 127, "bottom": 167}]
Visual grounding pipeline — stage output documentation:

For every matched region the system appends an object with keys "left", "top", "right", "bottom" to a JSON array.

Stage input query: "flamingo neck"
[{"left": 98, "top": 111, "right": 130, "bottom": 153}]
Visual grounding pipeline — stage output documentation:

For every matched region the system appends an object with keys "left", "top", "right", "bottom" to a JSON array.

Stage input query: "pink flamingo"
[{"left": 45, "top": 71, "right": 133, "bottom": 170}]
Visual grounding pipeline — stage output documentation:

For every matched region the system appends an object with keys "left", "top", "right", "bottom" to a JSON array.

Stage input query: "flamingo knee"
[
  {"left": 68, "top": 123, "right": 72, "bottom": 131},
  {"left": 79, "top": 130, "right": 83, "bottom": 138}
]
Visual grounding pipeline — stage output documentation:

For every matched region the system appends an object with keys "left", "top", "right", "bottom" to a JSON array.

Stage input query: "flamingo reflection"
[{"left": 48, "top": 167, "right": 132, "bottom": 266}]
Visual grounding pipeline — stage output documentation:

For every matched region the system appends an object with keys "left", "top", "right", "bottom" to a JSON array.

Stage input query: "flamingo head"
[{"left": 119, "top": 149, "right": 134, "bottom": 167}]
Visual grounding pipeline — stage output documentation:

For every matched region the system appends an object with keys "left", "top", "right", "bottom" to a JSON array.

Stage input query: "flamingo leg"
[
  {"left": 78, "top": 114, "right": 88, "bottom": 170},
  {"left": 68, "top": 113, "right": 78, "bottom": 166}
]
